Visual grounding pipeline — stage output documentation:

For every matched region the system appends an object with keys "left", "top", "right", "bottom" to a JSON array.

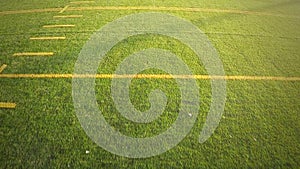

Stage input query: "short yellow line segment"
[
  {"left": 53, "top": 15, "right": 83, "bottom": 18},
  {"left": 59, "top": 5, "right": 70, "bottom": 13},
  {"left": 0, "top": 74, "right": 299, "bottom": 81},
  {"left": 30, "top": 37, "right": 66, "bottom": 40},
  {"left": 0, "top": 102, "right": 16, "bottom": 109},
  {"left": 70, "top": 1, "right": 95, "bottom": 4},
  {"left": 43, "top": 25, "right": 75, "bottom": 28},
  {"left": 0, "top": 64, "right": 7, "bottom": 73},
  {"left": 13, "top": 52, "right": 54, "bottom": 56}
]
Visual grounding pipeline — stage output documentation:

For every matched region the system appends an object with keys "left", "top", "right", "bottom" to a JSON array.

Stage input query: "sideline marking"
[
  {"left": 13, "top": 52, "right": 54, "bottom": 56},
  {"left": 0, "top": 64, "right": 7, "bottom": 73},
  {"left": 0, "top": 74, "right": 299, "bottom": 81},
  {"left": 0, "top": 6, "right": 298, "bottom": 19},
  {"left": 43, "top": 25, "right": 75, "bottom": 28},
  {"left": 30, "top": 37, "right": 66, "bottom": 40},
  {"left": 70, "top": 1, "right": 95, "bottom": 4},
  {"left": 53, "top": 15, "right": 83, "bottom": 18},
  {"left": 0, "top": 102, "right": 16, "bottom": 109},
  {"left": 59, "top": 5, "right": 70, "bottom": 13}
]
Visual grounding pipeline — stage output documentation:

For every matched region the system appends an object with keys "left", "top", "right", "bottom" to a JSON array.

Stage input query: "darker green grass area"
[{"left": 0, "top": 0, "right": 300, "bottom": 168}]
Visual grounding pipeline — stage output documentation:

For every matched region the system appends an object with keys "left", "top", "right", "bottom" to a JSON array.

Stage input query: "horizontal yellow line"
[
  {"left": 30, "top": 37, "right": 66, "bottom": 40},
  {"left": 0, "top": 74, "right": 299, "bottom": 81},
  {"left": 13, "top": 52, "right": 54, "bottom": 56},
  {"left": 70, "top": 1, "right": 95, "bottom": 4},
  {"left": 0, "top": 6, "right": 298, "bottom": 19},
  {"left": 59, "top": 5, "right": 70, "bottom": 13},
  {"left": 43, "top": 25, "right": 75, "bottom": 28},
  {"left": 0, "top": 64, "right": 7, "bottom": 73},
  {"left": 53, "top": 15, "right": 83, "bottom": 18},
  {"left": 0, "top": 8, "right": 61, "bottom": 15},
  {"left": 66, "top": 6, "right": 299, "bottom": 18},
  {"left": 0, "top": 102, "right": 16, "bottom": 109}
]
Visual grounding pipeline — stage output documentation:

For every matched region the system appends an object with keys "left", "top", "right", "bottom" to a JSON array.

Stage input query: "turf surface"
[{"left": 0, "top": 0, "right": 299, "bottom": 168}]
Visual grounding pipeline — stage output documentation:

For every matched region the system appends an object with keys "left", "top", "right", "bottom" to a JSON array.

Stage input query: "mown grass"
[{"left": 0, "top": 0, "right": 299, "bottom": 168}]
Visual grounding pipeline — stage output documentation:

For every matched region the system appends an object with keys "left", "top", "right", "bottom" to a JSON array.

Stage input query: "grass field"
[{"left": 0, "top": 0, "right": 299, "bottom": 168}]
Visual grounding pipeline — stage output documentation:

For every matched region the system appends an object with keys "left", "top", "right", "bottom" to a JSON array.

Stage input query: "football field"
[{"left": 0, "top": 0, "right": 299, "bottom": 168}]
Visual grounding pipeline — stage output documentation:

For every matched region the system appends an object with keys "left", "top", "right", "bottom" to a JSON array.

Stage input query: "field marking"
[
  {"left": 0, "top": 6, "right": 298, "bottom": 19},
  {"left": 0, "top": 102, "right": 16, "bottom": 109},
  {"left": 0, "top": 8, "right": 61, "bottom": 15},
  {"left": 59, "top": 5, "right": 70, "bottom": 13},
  {"left": 53, "top": 15, "right": 83, "bottom": 18},
  {"left": 0, "top": 64, "right": 7, "bottom": 73},
  {"left": 70, "top": 1, "right": 95, "bottom": 4},
  {"left": 43, "top": 25, "right": 75, "bottom": 28},
  {"left": 66, "top": 6, "right": 299, "bottom": 18},
  {"left": 13, "top": 52, "right": 54, "bottom": 56},
  {"left": 0, "top": 74, "right": 299, "bottom": 81},
  {"left": 30, "top": 37, "right": 66, "bottom": 40}
]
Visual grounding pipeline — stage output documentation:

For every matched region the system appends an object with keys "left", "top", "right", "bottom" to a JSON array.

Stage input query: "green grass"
[{"left": 0, "top": 0, "right": 300, "bottom": 168}]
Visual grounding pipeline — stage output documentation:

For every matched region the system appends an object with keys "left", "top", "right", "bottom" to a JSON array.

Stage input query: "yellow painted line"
[
  {"left": 66, "top": 6, "right": 299, "bottom": 18},
  {"left": 30, "top": 37, "right": 66, "bottom": 40},
  {"left": 53, "top": 15, "right": 83, "bottom": 18},
  {"left": 0, "top": 74, "right": 299, "bottom": 81},
  {"left": 0, "top": 102, "right": 16, "bottom": 109},
  {"left": 59, "top": 5, "right": 70, "bottom": 13},
  {"left": 0, "top": 64, "right": 7, "bottom": 73},
  {"left": 0, "top": 8, "right": 61, "bottom": 15},
  {"left": 0, "top": 6, "right": 298, "bottom": 19},
  {"left": 13, "top": 52, "right": 54, "bottom": 56},
  {"left": 43, "top": 25, "right": 75, "bottom": 28},
  {"left": 70, "top": 1, "right": 95, "bottom": 4}
]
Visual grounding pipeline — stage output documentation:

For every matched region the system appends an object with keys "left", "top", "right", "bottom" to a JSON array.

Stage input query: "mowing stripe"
[
  {"left": 70, "top": 1, "right": 95, "bottom": 4},
  {"left": 0, "top": 64, "right": 7, "bottom": 73},
  {"left": 43, "top": 25, "right": 75, "bottom": 28},
  {"left": 0, "top": 102, "right": 16, "bottom": 109},
  {"left": 30, "top": 37, "right": 66, "bottom": 40},
  {"left": 13, "top": 52, "right": 54, "bottom": 56},
  {"left": 59, "top": 5, "right": 70, "bottom": 13},
  {"left": 0, "top": 6, "right": 298, "bottom": 19},
  {"left": 0, "top": 74, "right": 299, "bottom": 81},
  {"left": 53, "top": 15, "right": 83, "bottom": 18}
]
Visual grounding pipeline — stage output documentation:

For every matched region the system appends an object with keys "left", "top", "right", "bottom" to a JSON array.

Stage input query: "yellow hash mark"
[
  {"left": 30, "top": 37, "right": 66, "bottom": 40},
  {"left": 0, "top": 64, "right": 7, "bottom": 73},
  {"left": 13, "top": 52, "right": 54, "bottom": 56},
  {"left": 43, "top": 25, "right": 75, "bottom": 28},
  {"left": 70, "top": 1, "right": 95, "bottom": 4},
  {"left": 0, "top": 74, "right": 299, "bottom": 81},
  {"left": 59, "top": 5, "right": 70, "bottom": 13},
  {"left": 53, "top": 15, "right": 83, "bottom": 18},
  {"left": 0, "top": 102, "right": 16, "bottom": 109}
]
